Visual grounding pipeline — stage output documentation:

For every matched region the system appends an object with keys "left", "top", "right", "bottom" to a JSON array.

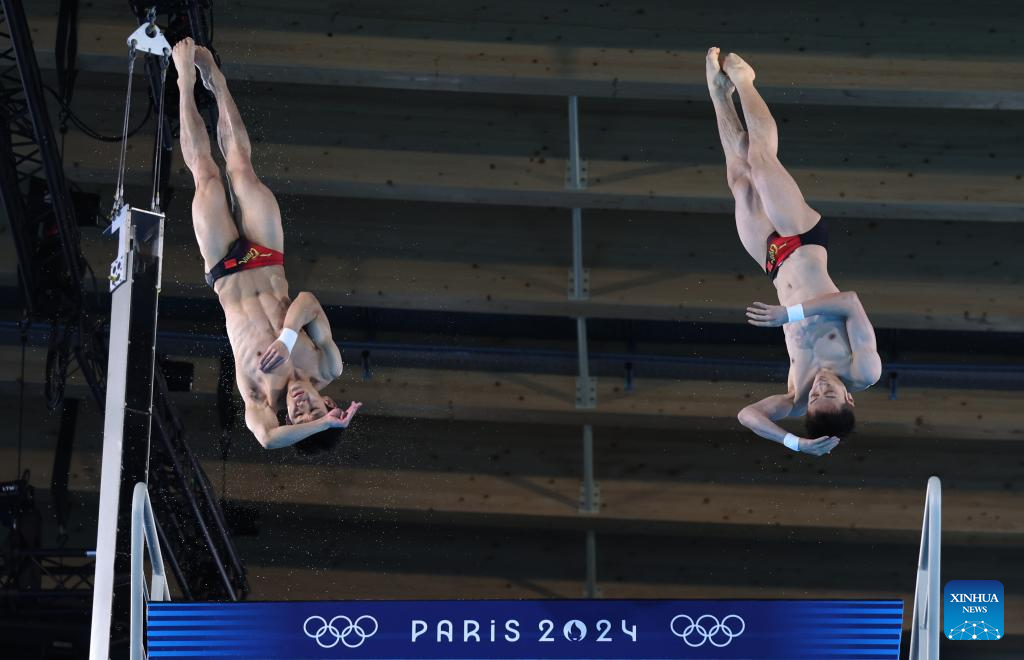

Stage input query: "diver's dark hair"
[
  {"left": 805, "top": 403, "right": 856, "bottom": 439},
  {"left": 293, "top": 426, "right": 345, "bottom": 456}
]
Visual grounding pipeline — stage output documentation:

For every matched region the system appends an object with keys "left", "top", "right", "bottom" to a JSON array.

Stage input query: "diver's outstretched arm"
[
  {"left": 737, "top": 393, "right": 795, "bottom": 443},
  {"left": 738, "top": 394, "right": 840, "bottom": 456},
  {"left": 245, "top": 399, "right": 357, "bottom": 449}
]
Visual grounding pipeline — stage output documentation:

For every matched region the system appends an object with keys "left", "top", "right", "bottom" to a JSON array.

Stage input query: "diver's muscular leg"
[
  {"left": 172, "top": 38, "right": 237, "bottom": 271},
  {"left": 707, "top": 47, "right": 773, "bottom": 265},
  {"left": 707, "top": 48, "right": 748, "bottom": 173},
  {"left": 724, "top": 53, "right": 820, "bottom": 237},
  {"left": 193, "top": 46, "right": 284, "bottom": 252}
]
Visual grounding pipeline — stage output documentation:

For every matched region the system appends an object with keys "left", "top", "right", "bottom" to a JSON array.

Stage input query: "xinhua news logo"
[{"left": 944, "top": 580, "right": 1003, "bottom": 641}]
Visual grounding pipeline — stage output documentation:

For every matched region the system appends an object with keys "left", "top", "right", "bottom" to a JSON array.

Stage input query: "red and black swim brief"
[
  {"left": 205, "top": 238, "right": 285, "bottom": 288},
  {"left": 764, "top": 218, "right": 828, "bottom": 282}
]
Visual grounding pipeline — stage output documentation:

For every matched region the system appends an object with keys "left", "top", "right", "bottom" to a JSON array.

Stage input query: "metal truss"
[
  {"left": 0, "top": 548, "right": 95, "bottom": 598},
  {"left": 149, "top": 365, "right": 248, "bottom": 601},
  {"left": 1, "top": 0, "right": 245, "bottom": 630}
]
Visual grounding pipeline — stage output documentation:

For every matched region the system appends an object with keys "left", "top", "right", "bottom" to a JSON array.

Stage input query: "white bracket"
[
  {"left": 565, "top": 159, "right": 589, "bottom": 189},
  {"left": 105, "top": 205, "right": 166, "bottom": 293},
  {"left": 575, "top": 376, "right": 597, "bottom": 409},
  {"left": 105, "top": 204, "right": 132, "bottom": 292},
  {"left": 567, "top": 267, "right": 590, "bottom": 300},
  {"left": 127, "top": 22, "right": 171, "bottom": 57},
  {"left": 579, "top": 482, "right": 601, "bottom": 514}
]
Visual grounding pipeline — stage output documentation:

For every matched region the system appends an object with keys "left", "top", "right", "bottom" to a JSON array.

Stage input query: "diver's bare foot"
[
  {"left": 171, "top": 37, "right": 196, "bottom": 83},
  {"left": 193, "top": 45, "right": 224, "bottom": 93},
  {"left": 723, "top": 52, "right": 755, "bottom": 86},
  {"left": 706, "top": 46, "right": 734, "bottom": 97}
]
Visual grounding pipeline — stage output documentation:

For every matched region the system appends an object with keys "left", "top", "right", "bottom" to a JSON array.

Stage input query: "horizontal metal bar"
[
  {"left": 0, "top": 589, "right": 94, "bottom": 597},
  {"left": 8, "top": 548, "right": 96, "bottom": 558},
  {"left": 1, "top": 320, "right": 1019, "bottom": 391}
]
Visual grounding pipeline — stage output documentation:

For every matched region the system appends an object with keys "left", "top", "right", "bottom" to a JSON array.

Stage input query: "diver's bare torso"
[
  {"left": 770, "top": 245, "right": 864, "bottom": 410},
  {"left": 214, "top": 266, "right": 329, "bottom": 408}
]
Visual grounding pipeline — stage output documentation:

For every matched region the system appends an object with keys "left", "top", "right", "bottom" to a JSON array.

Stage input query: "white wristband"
[
  {"left": 278, "top": 327, "right": 298, "bottom": 355},
  {"left": 783, "top": 433, "right": 801, "bottom": 452},
  {"left": 786, "top": 304, "right": 805, "bottom": 323}
]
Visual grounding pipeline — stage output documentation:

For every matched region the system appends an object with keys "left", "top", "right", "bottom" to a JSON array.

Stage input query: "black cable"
[
  {"left": 55, "top": 0, "right": 79, "bottom": 108},
  {"left": 84, "top": 259, "right": 101, "bottom": 308},
  {"left": 17, "top": 319, "right": 27, "bottom": 480},
  {"left": 220, "top": 448, "right": 227, "bottom": 503},
  {"left": 44, "top": 321, "right": 71, "bottom": 412},
  {"left": 43, "top": 83, "right": 154, "bottom": 143}
]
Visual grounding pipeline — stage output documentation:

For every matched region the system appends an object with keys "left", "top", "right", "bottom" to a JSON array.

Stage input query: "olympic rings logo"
[
  {"left": 303, "top": 615, "right": 379, "bottom": 649},
  {"left": 670, "top": 614, "right": 745, "bottom": 648}
]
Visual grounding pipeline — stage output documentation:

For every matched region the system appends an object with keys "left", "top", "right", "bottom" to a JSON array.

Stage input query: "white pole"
[{"left": 909, "top": 476, "right": 942, "bottom": 660}]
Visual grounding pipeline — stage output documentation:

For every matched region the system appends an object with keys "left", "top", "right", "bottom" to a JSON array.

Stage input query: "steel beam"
[
  {"left": 1, "top": 320, "right": 1021, "bottom": 391},
  {"left": 584, "top": 530, "right": 600, "bottom": 599},
  {"left": 1, "top": 0, "right": 83, "bottom": 289}
]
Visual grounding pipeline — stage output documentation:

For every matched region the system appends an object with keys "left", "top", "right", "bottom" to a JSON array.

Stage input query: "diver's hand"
[
  {"left": 259, "top": 340, "right": 289, "bottom": 373},
  {"left": 325, "top": 401, "right": 362, "bottom": 428},
  {"left": 746, "top": 302, "right": 787, "bottom": 327},
  {"left": 800, "top": 435, "right": 840, "bottom": 456}
]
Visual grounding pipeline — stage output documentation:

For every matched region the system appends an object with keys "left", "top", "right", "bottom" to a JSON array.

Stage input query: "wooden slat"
[
  {"left": 5, "top": 196, "right": 1023, "bottom": 332},
  {"left": 27, "top": 11, "right": 1024, "bottom": 109},
  {"left": 35, "top": 0, "right": 1024, "bottom": 60},
  {"left": 54, "top": 76, "right": 1024, "bottom": 177},
  {"left": 332, "top": 367, "right": 1024, "bottom": 441},
  {"left": 3, "top": 336, "right": 1023, "bottom": 441},
  {"left": 7, "top": 399, "right": 1021, "bottom": 509},
  {"left": 58, "top": 127, "right": 1024, "bottom": 222},
  {"left": 245, "top": 566, "right": 921, "bottom": 601},
  {"left": 7, "top": 447, "right": 1022, "bottom": 538},
  {"left": 217, "top": 466, "right": 1024, "bottom": 537}
]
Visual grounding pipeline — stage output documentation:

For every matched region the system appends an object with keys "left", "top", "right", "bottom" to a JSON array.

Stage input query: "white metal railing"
[
  {"left": 909, "top": 476, "right": 941, "bottom": 660},
  {"left": 131, "top": 482, "right": 171, "bottom": 660}
]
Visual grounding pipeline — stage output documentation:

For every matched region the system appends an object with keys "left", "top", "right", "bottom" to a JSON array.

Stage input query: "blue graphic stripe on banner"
[
  {"left": 786, "top": 601, "right": 901, "bottom": 605},
  {"left": 149, "top": 630, "right": 297, "bottom": 638},
  {"left": 789, "top": 638, "right": 901, "bottom": 643},
  {"left": 793, "top": 652, "right": 901, "bottom": 656},
  {"left": 796, "top": 618, "right": 903, "bottom": 624},
  {"left": 149, "top": 609, "right": 270, "bottom": 613},
  {"left": 149, "top": 641, "right": 291, "bottom": 648},
  {"left": 147, "top": 650, "right": 252, "bottom": 654},
  {"left": 786, "top": 602, "right": 901, "bottom": 607},
  {"left": 797, "top": 608, "right": 902, "bottom": 614},
  {"left": 793, "top": 641, "right": 901, "bottom": 647},
  {"left": 149, "top": 621, "right": 273, "bottom": 627}
]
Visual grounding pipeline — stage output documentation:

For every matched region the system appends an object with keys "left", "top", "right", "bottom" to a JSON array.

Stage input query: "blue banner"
[{"left": 148, "top": 599, "right": 903, "bottom": 659}]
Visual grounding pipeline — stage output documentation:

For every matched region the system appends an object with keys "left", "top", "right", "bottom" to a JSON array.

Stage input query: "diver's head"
[
  {"left": 284, "top": 377, "right": 336, "bottom": 426},
  {"left": 805, "top": 369, "right": 856, "bottom": 438}
]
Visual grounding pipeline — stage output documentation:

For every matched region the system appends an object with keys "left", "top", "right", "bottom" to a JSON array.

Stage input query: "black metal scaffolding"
[{"left": 0, "top": 2, "right": 246, "bottom": 657}]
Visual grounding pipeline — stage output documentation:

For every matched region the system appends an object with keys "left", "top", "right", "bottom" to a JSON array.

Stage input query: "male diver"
[
  {"left": 706, "top": 48, "right": 882, "bottom": 456},
  {"left": 172, "top": 38, "right": 361, "bottom": 452}
]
